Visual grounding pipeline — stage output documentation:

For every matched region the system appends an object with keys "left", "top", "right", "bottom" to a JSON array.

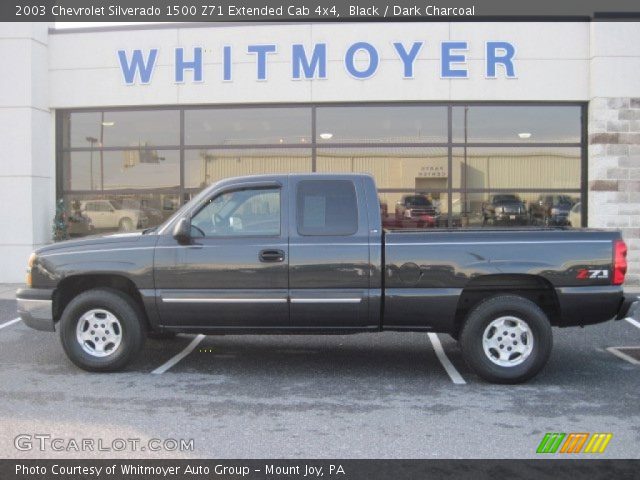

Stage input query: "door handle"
[{"left": 259, "top": 249, "right": 285, "bottom": 263}]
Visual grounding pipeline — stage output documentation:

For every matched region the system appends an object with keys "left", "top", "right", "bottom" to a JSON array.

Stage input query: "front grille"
[{"left": 410, "top": 208, "right": 436, "bottom": 216}]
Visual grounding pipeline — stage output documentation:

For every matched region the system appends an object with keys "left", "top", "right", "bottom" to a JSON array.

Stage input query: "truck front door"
[
  {"left": 288, "top": 177, "right": 373, "bottom": 328},
  {"left": 154, "top": 181, "right": 289, "bottom": 329}
]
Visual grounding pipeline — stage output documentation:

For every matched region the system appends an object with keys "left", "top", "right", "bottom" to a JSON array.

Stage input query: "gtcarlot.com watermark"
[{"left": 14, "top": 434, "right": 194, "bottom": 452}]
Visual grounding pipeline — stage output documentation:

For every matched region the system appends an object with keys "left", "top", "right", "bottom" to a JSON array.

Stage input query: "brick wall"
[{"left": 589, "top": 97, "right": 640, "bottom": 285}]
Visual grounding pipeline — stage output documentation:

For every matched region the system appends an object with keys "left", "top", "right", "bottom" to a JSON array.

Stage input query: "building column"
[
  {"left": 589, "top": 23, "right": 640, "bottom": 286},
  {"left": 0, "top": 23, "right": 54, "bottom": 282}
]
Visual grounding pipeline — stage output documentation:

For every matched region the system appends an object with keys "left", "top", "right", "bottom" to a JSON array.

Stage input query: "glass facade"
[{"left": 57, "top": 103, "right": 585, "bottom": 235}]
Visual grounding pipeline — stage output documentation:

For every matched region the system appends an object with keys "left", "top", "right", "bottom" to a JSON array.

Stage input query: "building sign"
[
  {"left": 419, "top": 165, "right": 447, "bottom": 178},
  {"left": 117, "top": 41, "right": 516, "bottom": 85}
]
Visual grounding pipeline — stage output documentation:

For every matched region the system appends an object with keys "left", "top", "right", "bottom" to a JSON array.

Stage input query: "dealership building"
[{"left": 1, "top": 21, "right": 639, "bottom": 283}]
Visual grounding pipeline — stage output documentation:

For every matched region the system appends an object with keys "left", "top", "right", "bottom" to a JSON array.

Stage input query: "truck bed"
[{"left": 381, "top": 228, "right": 622, "bottom": 331}]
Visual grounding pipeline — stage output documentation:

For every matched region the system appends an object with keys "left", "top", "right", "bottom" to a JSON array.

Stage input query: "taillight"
[{"left": 613, "top": 240, "right": 627, "bottom": 285}]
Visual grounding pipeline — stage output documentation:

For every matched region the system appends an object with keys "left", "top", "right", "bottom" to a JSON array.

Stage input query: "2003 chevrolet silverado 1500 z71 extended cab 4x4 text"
[{"left": 16, "top": 174, "right": 638, "bottom": 383}]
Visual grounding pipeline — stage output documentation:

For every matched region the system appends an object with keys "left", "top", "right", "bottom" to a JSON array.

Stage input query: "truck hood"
[{"left": 36, "top": 231, "right": 144, "bottom": 255}]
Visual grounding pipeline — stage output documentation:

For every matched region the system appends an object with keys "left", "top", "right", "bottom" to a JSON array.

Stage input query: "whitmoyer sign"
[{"left": 117, "top": 41, "right": 517, "bottom": 84}]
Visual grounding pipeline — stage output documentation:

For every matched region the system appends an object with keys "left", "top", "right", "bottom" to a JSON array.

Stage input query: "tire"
[
  {"left": 119, "top": 217, "right": 134, "bottom": 231},
  {"left": 459, "top": 295, "right": 552, "bottom": 384},
  {"left": 59, "top": 288, "right": 146, "bottom": 372}
]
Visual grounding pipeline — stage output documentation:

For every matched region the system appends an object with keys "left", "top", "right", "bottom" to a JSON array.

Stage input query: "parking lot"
[{"left": 0, "top": 287, "right": 638, "bottom": 459}]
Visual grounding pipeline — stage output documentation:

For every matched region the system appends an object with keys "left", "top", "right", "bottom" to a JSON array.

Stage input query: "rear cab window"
[{"left": 296, "top": 180, "right": 358, "bottom": 236}]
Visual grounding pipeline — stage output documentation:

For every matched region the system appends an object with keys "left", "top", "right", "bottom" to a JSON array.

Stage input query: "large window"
[{"left": 57, "top": 103, "right": 585, "bottom": 236}]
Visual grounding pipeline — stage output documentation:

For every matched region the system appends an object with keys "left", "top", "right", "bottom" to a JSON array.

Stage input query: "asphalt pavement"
[{"left": 0, "top": 289, "right": 638, "bottom": 459}]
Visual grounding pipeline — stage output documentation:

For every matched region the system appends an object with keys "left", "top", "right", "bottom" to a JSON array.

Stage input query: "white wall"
[
  {"left": 48, "top": 22, "right": 590, "bottom": 108},
  {"left": 0, "top": 23, "right": 54, "bottom": 282}
]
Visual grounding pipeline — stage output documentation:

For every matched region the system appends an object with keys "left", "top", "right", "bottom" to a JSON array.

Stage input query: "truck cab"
[{"left": 154, "top": 174, "right": 381, "bottom": 332}]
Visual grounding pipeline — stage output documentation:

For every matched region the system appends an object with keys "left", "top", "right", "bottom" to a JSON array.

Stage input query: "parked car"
[
  {"left": 482, "top": 194, "right": 528, "bottom": 225},
  {"left": 395, "top": 194, "right": 438, "bottom": 220},
  {"left": 569, "top": 202, "right": 582, "bottom": 228},
  {"left": 80, "top": 200, "right": 147, "bottom": 232},
  {"left": 121, "top": 199, "right": 164, "bottom": 227},
  {"left": 529, "top": 194, "right": 574, "bottom": 226},
  {"left": 17, "top": 174, "right": 636, "bottom": 384}
]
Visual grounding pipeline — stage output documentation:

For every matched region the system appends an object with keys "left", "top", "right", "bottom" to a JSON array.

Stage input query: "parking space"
[{"left": 0, "top": 296, "right": 638, "bottom": 459}]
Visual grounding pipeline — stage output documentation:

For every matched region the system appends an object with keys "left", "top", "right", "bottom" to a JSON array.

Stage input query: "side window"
[
  {"left": 191, "top": 187, "right": 280, "bottom": 237},
  {"left": 296, "top": 180, "right": 358, "bottom": 236}
]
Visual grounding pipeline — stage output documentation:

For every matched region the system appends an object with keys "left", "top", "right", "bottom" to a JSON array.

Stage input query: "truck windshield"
[
  {"left": 156, "top": 187, "right": 213, "bottom": 234},
  {"left": 405, "top": 196, "right": 431, "bottom": 206},
  {"left": 493, "top": 195, "right": 520, "bottom": 203}
]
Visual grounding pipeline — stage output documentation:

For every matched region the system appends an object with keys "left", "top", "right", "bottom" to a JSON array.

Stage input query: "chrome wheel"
[
  {"left": 482, "top": 316, "right": 534, "bottom": 367},
  {"left": 75, "top": 309, "right": 123, "bottom": 358}
]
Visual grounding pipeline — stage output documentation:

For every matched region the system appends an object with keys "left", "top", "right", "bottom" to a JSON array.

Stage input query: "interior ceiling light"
[
  {"left": 101, "top": 121, "right": 115, "bottom": 127},
  {"left": 319, "top": 133, "right": 333, "bottom": 140},
  {"left": 518, "top": 132, "right": 532, "bottom": 139}
]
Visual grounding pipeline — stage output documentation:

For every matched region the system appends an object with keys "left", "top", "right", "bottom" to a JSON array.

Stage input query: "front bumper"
[
  {"left": 16, "top": 288, "right": 55, "bottom": 331},
  {"left": 495, "top": 212, "right": 528, "bottom": 223}
]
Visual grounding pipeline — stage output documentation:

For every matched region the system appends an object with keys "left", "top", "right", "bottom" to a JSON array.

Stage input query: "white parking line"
[
  {"left": 606, "top": 346, "right": 640, "bottom": 365},
  {"left": 625, "top": 317, "right": 640, "bottom": 329},
  {"left": 427, "top": 332, "right": 466, "bottom": 385},
  {"left": 151, "top": 334, "right": 206, "bottom": 374},
  {"left": 0, "top": 318, "right": 21, "bottom": 330}
]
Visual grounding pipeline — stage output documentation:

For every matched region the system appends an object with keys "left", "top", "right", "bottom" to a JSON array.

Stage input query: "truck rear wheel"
[
  {"left": 59, "top": 288, "right": 145, "bottom": 372},
  {"left": 459, "top": 295, "right": 552, "bottom": 384}
]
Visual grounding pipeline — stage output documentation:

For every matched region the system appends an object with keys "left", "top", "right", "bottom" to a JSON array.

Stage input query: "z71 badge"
[{"left": 576, "top": 269, "right": 609, "bottom": 279}]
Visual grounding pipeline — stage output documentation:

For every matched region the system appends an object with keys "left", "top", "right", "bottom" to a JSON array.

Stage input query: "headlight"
[
  {"left": 551, "top": 208, "right": 560, "bottom": 215},
  {"left": 26, "top": 252, "right": 36, "bottom": 287}
]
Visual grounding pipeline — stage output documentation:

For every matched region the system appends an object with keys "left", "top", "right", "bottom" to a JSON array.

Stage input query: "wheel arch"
[
  {"left": 53, "top": 274, "right": 150, "bottom": 330},
  {"left": 453, "top": 274, "right": 560, "bottom": 337}
]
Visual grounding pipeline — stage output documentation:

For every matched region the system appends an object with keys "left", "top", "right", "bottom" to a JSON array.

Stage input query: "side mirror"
[{"left": 173, "top": 217, "right": 191, "bottom": 244}]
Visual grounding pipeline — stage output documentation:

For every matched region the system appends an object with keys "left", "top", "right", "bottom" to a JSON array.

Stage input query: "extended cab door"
[
  {"left": 154, "top": 180, "right": 289, "bottom": 329},
  {"left": 288, "top": 177, "right": 374, "bottom": 328}
]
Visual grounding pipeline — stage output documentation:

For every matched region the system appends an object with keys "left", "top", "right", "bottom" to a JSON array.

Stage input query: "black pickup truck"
[{"left": 17, "top": 174, "right": 637, "bottom": 383}]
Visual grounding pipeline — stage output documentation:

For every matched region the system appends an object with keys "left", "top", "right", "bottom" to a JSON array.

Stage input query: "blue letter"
[
  {"left": 393, "top": 42, "right": 423, "bottom": 78},
  {"left": 292, "top": 44, "right": 327, "bottom": 79},
  {"left": 344, "top": 42, "right": 379, "bottom": 79},
  {"left": 117, "top": 49, "right": 158, "bottom": 85},
  {"left": 486, "top": 42, "right": 516, "bottom": 78},
  {"left": 223, "top": 45, "right": 232, "bottom": 81},
  {"left": 175, "top": 47, "right": 203, "bottom": 83},
  {"left": 441, "top": 42, "right": 468, "bottom": 78},
  {"left": 247, "top": 44, "right": 277, "bottom": 80}
]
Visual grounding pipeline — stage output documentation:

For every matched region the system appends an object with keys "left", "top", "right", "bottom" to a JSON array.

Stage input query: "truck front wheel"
[
  {"left": 459, "top": 295, "right": 552, "bottom": 384},
  {"left": 59, "top": 288, "right": 145, "bottom": 372}
]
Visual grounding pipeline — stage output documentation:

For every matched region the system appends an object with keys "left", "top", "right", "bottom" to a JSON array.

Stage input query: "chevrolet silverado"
[{"left": 17, "top": 174, "right": 637, "bottom": 383}]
